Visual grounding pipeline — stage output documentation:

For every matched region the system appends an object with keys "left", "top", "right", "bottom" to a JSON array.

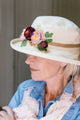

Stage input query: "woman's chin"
[
  {"left": 32, "top": 77, "right": 41, "bottom": 81},
  {"left": 31, "top": 74, "right": 42, "bottom": 81}
]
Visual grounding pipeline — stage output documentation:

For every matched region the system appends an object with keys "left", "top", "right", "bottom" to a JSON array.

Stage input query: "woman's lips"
[{"left": 30, "top": 67, "right": 39, "bottom": 71}]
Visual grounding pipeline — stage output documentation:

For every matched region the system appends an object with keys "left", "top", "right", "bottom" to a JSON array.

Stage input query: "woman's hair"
[
  {"left": 63, "top": 64, "right": 80, "bottom": 79},
  {"left": 64, "top": 64, "right": 80, "bottom": 99}
]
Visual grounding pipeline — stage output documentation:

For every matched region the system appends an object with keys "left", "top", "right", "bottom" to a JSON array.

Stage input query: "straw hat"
[{"left": 10, "top": 16, "right": 80, "bottom": 65}]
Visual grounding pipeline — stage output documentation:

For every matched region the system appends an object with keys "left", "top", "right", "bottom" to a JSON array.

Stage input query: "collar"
[
  {"left": 29, "top": 80, "right": 46, "bottom": 100},
  {"left": 29, "top": 79, "right": 73, "bottom": 119},
  {"left": 44, "top": 80, "right": 73, "bottom": 116},
  {"left": 29, "top": 79, "right": 73, "bottom": 102},
  {"left": 63, "top": 79, "right": 73, "bottom": 95},
  {"left": 48, "top": 79, "right": 73, "bottom": 102}
]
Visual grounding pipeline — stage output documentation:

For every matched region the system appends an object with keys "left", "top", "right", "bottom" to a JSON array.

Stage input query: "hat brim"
[{"left": 10, "top": 38, "right": 80, "bottom": 65}]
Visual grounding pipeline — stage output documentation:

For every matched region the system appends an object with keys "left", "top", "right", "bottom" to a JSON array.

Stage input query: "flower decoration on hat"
[
  {"left": 20, "top": 26, "right": 53, "bottom": 51},
  {"left": 24, "top": 27, "right": 35, "bottom": 40}
]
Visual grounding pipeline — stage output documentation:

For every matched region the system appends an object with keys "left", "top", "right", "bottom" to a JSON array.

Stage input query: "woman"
[{"left": 0, "top": 16, "right": 80, "bottom": 120}]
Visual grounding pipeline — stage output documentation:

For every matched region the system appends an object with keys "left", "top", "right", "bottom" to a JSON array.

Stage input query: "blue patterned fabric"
[{"left": 8, "top": 79, "right": 80, "bottom": 120}]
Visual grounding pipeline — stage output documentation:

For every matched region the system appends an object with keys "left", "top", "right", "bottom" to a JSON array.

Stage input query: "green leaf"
[
  {"left": 45, "top": 32, "right": 53, "bottom": 38},
  {"left": 45, "top": 39, "right": 53, "bottom": 43},
  {"left": 37, "top": 43, "right": 47, "bottom": 51},
  {"left": 49, "top": 33, "right": 53, "bottom": 37},
  {"left": 44, "top": 48, "right": 47, "bottom": 51},
  {"left": 45, "top": 32, "right": 50, "bottom": 37},
  {"left": 21, "top": 39, "right": 27, "bottom": 47}
]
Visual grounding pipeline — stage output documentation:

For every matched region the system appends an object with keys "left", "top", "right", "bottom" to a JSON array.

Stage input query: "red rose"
[
  {"left": 24, "top": 26, "right": 35, "bottom": 40},
  {"left": 40, "top": 41, "right": 48, "bottom": 48}
]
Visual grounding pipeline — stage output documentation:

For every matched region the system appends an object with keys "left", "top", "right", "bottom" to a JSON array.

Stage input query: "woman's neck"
[{"left": 44, "top": 75, "right": 69, "bottom": 107}]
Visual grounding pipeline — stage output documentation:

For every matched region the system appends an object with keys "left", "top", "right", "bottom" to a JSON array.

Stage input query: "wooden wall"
[
  {"left": 0, "top": 0, "right": 14, "bottom": 106},
  {"left": 0, "top": 0, "right": 80, "bottom": 105}
]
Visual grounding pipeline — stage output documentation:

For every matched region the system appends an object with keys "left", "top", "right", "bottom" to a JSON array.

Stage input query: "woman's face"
[{"left": 25, "top": 55, "right": 64, "bottom": 81}]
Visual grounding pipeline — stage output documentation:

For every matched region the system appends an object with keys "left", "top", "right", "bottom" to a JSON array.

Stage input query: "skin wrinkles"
[{"left": 25, "top": 55, "right": 68, "bottom": 106}]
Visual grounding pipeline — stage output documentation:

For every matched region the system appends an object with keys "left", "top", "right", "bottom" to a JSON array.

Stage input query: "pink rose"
[{"left": 31, "top": 31, "right": 46, "bottom": 44}]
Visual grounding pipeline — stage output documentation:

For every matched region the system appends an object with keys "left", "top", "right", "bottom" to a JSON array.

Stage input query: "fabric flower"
[
  {"left": 20, "top": 26, "right": 53, "bottom": 51},
  {"left": 40, "top": 41, "right": 48, "bottom": 48},
  {"left": 31, "top": 31, "right": 46, "bottom": 44},
  {"left": 24, "top": 26, "right": 35, "bottom": 40}
]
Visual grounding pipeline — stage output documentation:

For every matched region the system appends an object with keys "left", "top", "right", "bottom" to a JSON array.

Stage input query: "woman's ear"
[
  {"left": 60, "top": 62, "right": 68, "bottom": 68},
  {"left": 58, "top": 62, "right": 68, "bottom": 74}
]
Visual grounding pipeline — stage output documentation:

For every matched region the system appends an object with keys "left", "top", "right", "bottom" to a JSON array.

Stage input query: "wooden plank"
[{"left": 0, "top": 0, "right": 14, "bottom": 106}]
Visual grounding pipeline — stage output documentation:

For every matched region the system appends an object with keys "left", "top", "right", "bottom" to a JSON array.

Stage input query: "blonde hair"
[
  {"left": 63, "top": 64, "right": 80, "bottom": 99},
  {"left": 63, "top": 64, "right": 80, "bottom": 79}
]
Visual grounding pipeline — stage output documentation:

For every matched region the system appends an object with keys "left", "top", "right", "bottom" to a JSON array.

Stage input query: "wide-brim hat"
[{"left": 10, "top": 16, "right": 80, "bottom": 65}]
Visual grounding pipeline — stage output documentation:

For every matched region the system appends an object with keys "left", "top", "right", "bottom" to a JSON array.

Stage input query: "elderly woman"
[{"left": 0, "top": 16, "right": 80, "bottom": 120}]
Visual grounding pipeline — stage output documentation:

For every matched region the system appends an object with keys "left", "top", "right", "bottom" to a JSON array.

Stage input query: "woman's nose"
[{"left": 25, "top": 55, "right": 36, "bottom": 65}]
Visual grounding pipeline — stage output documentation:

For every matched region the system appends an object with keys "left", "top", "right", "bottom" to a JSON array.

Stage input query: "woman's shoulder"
[
  {"left": 18, "top": 79, "right": 46, "bottom": 101},
  {"left": 19, "top": 79, "right": 36, "bottom": 88},
  {"left": 62, "top": 96, "right": 80, "bottom": 120},
  {"left": 18, "top": 79, "right": 46, "bottom": 91},
  {"left": 8, "top": 79, "right": 37, "bottom": 108},
  {"left": 17, "top": 79, "right": 39, "bottom": 93}
]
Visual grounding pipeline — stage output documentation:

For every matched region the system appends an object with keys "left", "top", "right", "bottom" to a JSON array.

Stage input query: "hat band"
[
  {"left": 49, "top": 42, "right": 80, "bottom": 48},
  {"left": 12, "top": 39, "right": 80, "bottom": 48}
]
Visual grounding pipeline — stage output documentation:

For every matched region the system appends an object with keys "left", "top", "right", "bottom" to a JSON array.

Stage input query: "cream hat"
[{"left": 10, "top": 16, "right": 80, "bottom": 65}]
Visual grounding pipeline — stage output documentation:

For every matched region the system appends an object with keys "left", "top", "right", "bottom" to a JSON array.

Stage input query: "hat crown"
[
  {"left": 32, "top": 16, "right": 80, "bottom": 62},
  {"left": 32, "top": 16, "right": 79, "bottom": 29},
  {"left": 32, "top": 16, "right": 80, "bottom": 44}
]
